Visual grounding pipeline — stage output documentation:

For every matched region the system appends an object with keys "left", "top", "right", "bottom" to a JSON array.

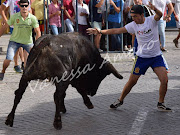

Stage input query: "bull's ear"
[{"left": 106, "top": 62, "right": 123, "bottom": 79}]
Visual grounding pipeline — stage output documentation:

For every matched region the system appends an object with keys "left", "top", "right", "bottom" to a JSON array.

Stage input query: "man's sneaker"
[
  {"left": 161, "top": 48, "right": 168, "bottom": 52},
  {"left": 173, "top": 38, "right": 178, "bottom": 48},
  {"left": 128, "top": 48, "right": 133, "bottom": 53},
  {"left": 110, "top": 99, "right": 123, "bottom": 109},
  {"left": 0, "top": 73, "right": 4, "bottom": 81},
  {"left": 14, "top": 65, "right": 22, "bottom": 73},
  {"left": 157, "top": 102, "right": 172, "bottom": 112}
]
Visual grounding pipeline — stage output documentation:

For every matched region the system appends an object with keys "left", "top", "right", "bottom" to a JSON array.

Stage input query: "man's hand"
[
  {"left": 80, "top": 12, "right": 87, "bottom": 16},
  {"left": 56, "top": 11, "right": 61, "bottom": 15},
  {"left": 86, "top": 28, "right": 100, "bottom": 35},
  {"left": 1, "top": 19, "right": 6, "bottom": 26},
  {"left": 175, "top": 15, "right": 179, "bottom": 22},
  {"left": 109, "top": 0, "right": 114, "bottom": 5}
]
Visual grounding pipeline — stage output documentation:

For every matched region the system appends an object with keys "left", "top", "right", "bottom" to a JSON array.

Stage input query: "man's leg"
[
  {"left": 23, "top": 50, "right": 28, "bottom": 67},
  {"left": 110, "top": 73, "right": 141, "bottom": 108},
  {"left": 119, "top": 73, "right": 141, "bottom": 101},
  {"left": 18, "top": 47, "right": 25, "bottom": 70},
  {"left": 0, "top": 41, "right": 19, "bottom": 80},
  {"left": 13, "top": 49, "right": 23, "bottom": 73},
  {"left": 153, "top": 67, "right": 168, "bottom": 103},
  {"left": 22, "top": 44, "right": 33, "bottom": 67},
  {"left": 177, "top": 28, "right": 180, "bottom": 40},
  {"left": 13, "top": 49, "right": 19, "bottom": 66},
  {"left": 153, "top": 66, "right": 171, "bottom": 111},
  {"left": 1, "top": 59, "right": 11, "bottom": 73},
  {"left": 158, "top": 20, "right": 166, "bottom": 51},
  {"left": 173, "top": 28, "right": 180, "bottom": 48}
]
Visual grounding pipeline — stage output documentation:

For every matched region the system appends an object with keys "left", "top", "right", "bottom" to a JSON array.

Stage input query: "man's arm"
[
  {"left": 166, "top": 2, "right": 174, "bottom": 19},
  {"left": 87, "top": 27, "right": 127, "bottom": 35},
  {"left": 147, "top": 2, "right": 162, "bottom": 21},
  {"left": 34, "top": 27, "right": 41, "bottom": 40},
  {"left": 0, "top": 23, "right": 9, "bottom": 37},
  {"left": 109, "top": 0, "right": 121, "bottom": 13},
  {"left": 0, "top": 4, "right": 9, "bottom": 24},
  {"left": 64, "top": 8, "right": 75, "bottom": 24},
  {"left": 172, "top": 3, "right": 179, "bottom": 22},
  {"left": 95, "top": 0, "right": 104, "bottom": 8}
]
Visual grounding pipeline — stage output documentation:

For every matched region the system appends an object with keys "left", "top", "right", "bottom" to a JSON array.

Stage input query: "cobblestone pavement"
[{"left": 0, "top": 31, "right": 180, "bottom": 135}]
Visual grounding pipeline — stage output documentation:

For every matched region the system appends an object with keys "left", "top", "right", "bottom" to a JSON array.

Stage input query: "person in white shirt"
[
  {"left": 172, "top": 0, "right": 180, "bottom": 48},
  {"left": 87, "top": 3, "right": 172, "bottom": 111},
  {"left": 129, "top": 0, "right": 173, "bottom": 52},
  {"left": 72, "top": 0, "right": 90, "bottom": 38},
  {"left": 152, "top": 0, "right": 173, "bottom": 51}
]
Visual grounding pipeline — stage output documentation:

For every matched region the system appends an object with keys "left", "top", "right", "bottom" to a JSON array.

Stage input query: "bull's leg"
[
  {"left": 77, "top": 89, "right": 94, "bottom": 109},
  {"left": 5, "top": 77, "right": 29, "bottom": 127},
  {"left": 53, "top": 82, "right": 68, "bottom": 130}
]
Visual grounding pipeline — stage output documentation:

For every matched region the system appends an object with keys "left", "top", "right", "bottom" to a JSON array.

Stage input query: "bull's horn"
[{"left": 106, "top": 62, "right": 123, "bottom": 79}]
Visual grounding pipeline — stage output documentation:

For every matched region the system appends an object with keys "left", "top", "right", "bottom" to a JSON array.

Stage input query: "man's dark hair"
[
  {"left": 19, "top": 0, "right": 29, "bottom": 5},
  {"left": 130, "top": 5, "right": 144, "bottom": 15}
]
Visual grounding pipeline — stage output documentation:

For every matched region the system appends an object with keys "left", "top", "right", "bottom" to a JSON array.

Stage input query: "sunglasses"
[{"left": 20, "top": 4, "right": 29, "bottom": 7}]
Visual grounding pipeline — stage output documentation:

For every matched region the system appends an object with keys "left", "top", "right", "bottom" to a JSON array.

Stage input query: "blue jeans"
[
  {"left": 158, "top": 20, "right": 166, "bottom": 48},
  {"left": 50, "top": 25, "right": 62, "bottom": 35},
  {"left": 6, "top": 41, "right": 33, "bottom": 60},
  {"left": 108, "top": 21, "right": 122, "bottom": 50},
  {"left": 65, "top": 19, "right": 74, "bottom": 32}
]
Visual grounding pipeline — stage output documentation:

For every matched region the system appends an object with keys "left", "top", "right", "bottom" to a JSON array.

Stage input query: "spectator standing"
[
  {"left": 172, "top": 0, "right": 180, "bottom": 48},
  {"left": 0, "top": 0, "right": 41, "bottom": 81},
  {"left": 89, "top": 0, "right": 104, "bottom": 52},
  {"left": 0, "top": 0, "right": 31, "bottom": 73},
  {"left": 49, "top": 0, "right": 62, "bottom": 35},
  {"left": 72, "top": 0, "right": 90, "bottom": 38},
  {"left": 153, "top": 0, "right": 173, "bottom": 51},
  {"left": 63, "top": 0, "right": 75, "bottom": 32},
  {"left": 108, "top": 0, "right": 124, "bottom": 51},
  {"left": 31, "top": 0, "right": 50, "bottom": 35},
  {"left": 123, "top": 0, "right": 132, "bottom": 51}
]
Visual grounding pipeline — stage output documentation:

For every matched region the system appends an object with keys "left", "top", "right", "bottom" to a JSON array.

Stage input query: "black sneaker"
[
  {"left": 0, "top": 73, "right": 4, "bottom": 81},
  {"left": 157, "top": 102, "right": 172, "bottom": 112},
  {"left": 110, "top": 99, "right": 123, "bottom": 109},
  {"left": 14, "top": 65, "right": 22, "bottom": 73},
  {"left": 173, "top": 38, "right": 178, "bottom": 48}
]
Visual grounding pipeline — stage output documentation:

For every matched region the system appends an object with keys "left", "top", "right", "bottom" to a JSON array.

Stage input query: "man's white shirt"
[{"left": 125, "top": 15, "right": 161, "bottom": 58}]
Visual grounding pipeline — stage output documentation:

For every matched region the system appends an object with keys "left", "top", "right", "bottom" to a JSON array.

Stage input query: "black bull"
[{"left": 5, "top": 32, "right": 123, "bottom": 130}]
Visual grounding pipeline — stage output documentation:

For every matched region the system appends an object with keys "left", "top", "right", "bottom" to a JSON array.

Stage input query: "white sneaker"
[
  {"left": 128, "top": 48, "right": 133, "bottom": 53},
  {"left": 98, "top": 49, "right": 103, "bottom": 52},
  {"left": 124, "top": 45, "right": 128, "bottom": 51}
]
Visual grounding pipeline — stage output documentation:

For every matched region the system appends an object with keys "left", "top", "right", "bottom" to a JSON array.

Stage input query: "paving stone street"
[{"left": 0, "top": 30, "right": 180, "bottom": 135}]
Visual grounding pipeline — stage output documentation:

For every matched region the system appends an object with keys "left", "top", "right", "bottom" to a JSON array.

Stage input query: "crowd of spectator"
[{"left": 0, "top": 0, "right": 179, "bottom": 65}]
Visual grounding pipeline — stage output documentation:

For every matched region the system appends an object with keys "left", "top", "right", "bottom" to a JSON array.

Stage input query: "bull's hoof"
[
  {"left": 53, "top": 118, "right": 62, "bottom": 130},
  {"left": 5, "top": 117, "right": 14, "bottom": 127},
  {"left": 60, "top": 108, "right": 66, "bottom": 114},
  {"left": 85, "top": 102, "right": 94, "bottom": 109}
]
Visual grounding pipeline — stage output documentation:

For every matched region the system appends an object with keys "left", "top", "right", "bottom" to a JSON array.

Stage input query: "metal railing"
[{"left": 43, "top": 0, "right": 124, "bottom": 52}]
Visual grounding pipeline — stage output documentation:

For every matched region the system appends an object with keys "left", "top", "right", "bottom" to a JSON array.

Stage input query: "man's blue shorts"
[{"left": 132, "top": 55, "right": 166, "bottom": 75}]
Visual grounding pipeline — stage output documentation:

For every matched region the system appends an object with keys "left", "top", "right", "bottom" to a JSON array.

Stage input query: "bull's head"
[{"left": 71, "top": 61, "right": 123, "bottom": 96}]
